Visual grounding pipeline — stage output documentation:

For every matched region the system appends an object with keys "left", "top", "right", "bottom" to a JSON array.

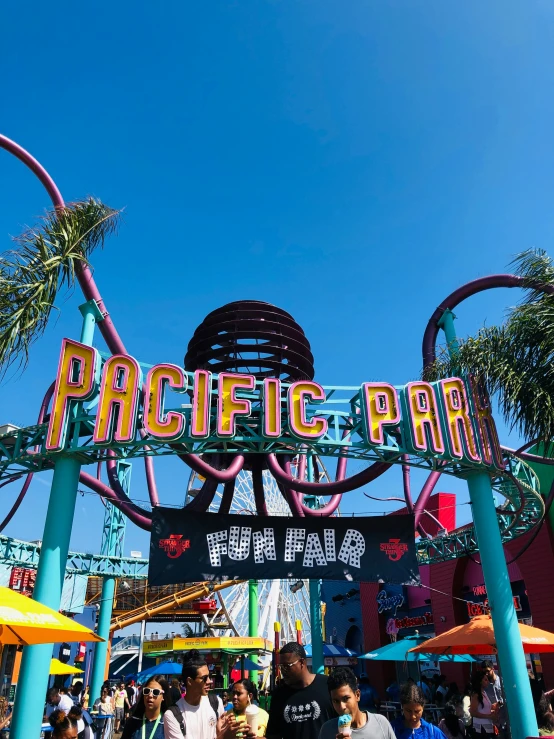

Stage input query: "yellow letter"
[
  {"left": 46, "top": 339, "right": 100, "bottom": 451},
  {"left": 144, "top": 364, "right": 187, "bottom": 440},
  {"left": 217, "top": 373, "right": 255, "bottom": 436},
  {"left": 439, "top": 377, "right": 480, "bottom": 462},
  {"left": 361, "top": 383, "right": 400, "bottom": 445},
  {"left": 93, "top": 354, "right": 142, "bottom": 444},
  {"left": 405, "top": 381, "right": 445, "bottom": 454},
  {"left": 288, "top": 381, "right": 327, "bottom": 439}
]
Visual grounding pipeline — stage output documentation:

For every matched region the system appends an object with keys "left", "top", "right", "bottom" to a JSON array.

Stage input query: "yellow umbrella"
[
  {"left": 0, "top": 586, "right": 103, "bottom": 646},
  {"left": 50, "top": 658, "right": 84, "bottom": 675}
]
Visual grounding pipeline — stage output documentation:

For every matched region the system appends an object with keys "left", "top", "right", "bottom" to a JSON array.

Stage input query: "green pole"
[
  {"left": 89, "top": 576, "right": 116, "bottom": 704},
  {"left": 248, "top": 579, "right": 259, "bottom": 686},
  {"left": 440, "top": 308, "right": 538, "bottom": 739},
  {"left": 10, "top": 300, "right": 102, "bottom": 739},
  {"left": 223, "top": 652, "right": 229, "bottom": 689}
]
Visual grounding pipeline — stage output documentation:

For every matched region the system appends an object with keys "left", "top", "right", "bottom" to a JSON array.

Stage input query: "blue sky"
[{"left": 1, "top": 0, "right": 554, "bottom": 562}]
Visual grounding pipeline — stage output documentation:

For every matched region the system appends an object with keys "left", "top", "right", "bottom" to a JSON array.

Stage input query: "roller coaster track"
[
  {"left": 0, "top": 450, "right": 543, "bottom": 588},
  {"left": 109, "top": 579, "right": 245, "bottom": 632},
  {"left": 0, "top": 532, "right": 149, "bottom": 578}
]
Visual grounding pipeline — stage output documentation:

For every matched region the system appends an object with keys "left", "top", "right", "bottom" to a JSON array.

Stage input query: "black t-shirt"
[{"left": 266, "top": 674, "right": 335, "bottom": 739}]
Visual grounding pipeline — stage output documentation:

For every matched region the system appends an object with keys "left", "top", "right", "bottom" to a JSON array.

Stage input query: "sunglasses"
[
  {"left": 280, "top": 659, "right": 301, "bottom": 672},
  {"left": 198, "top": 675, "right": 212, "bottom": 683},
  {"left": 143, "top": 688, "right": 164, "bottom": 697}
]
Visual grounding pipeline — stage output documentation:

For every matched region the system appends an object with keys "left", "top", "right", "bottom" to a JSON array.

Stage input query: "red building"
[{"left": 360, "top": 492, "right": 554, "bottom": 696}]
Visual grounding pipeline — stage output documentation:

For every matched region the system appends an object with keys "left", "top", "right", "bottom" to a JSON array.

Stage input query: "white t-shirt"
[
  {"left": 164, "top": 695, "right": 224, "bottom": 739},
  {"left": 46, "top": 693, "right": 75, "bottom": 717}
]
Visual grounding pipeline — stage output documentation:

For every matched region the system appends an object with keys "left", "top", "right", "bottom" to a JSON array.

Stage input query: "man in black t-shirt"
[{"left": 267, "top": 642, "right": 335, "bottom": 739}]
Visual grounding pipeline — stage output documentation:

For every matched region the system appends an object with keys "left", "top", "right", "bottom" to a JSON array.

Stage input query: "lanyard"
[{"left": 142, "top": 714, "right": 161, "bottom": 739}]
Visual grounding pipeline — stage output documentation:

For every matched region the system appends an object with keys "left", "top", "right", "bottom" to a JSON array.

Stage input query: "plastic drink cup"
[
  {"left": 245, "top": 704, "right": 260, "bottom": 735},
  {"left": 338, "top": 714, "right": 352, "bottom": 736}
]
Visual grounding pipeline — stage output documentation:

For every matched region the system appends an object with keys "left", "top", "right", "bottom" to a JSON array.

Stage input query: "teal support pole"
[
  {"left": 437, "top": 309, "right": 460, "bottom": 356},
  {"left": 306, "top": 454, "right": 324, "bottom": 674},
  {"left": 89, "top": 576, "right": 116, "bottom": 704},
  {"left": 10, "top": 301, "right": 102, "bottom": 739},
  {"left": 440, "top": 308, "right": 538, "bottom": 739},
  {"left": 309, "top": 580, "right": 324, "bottom": 674},
  {"left": 91, "top": 461, "right": 130, "bottom": 702},
  {"left": 467, "top": 473, "right": 538, "bottom": 739},
  {"left": 248, "top": 579, "right": 259, "bottom": 686}
]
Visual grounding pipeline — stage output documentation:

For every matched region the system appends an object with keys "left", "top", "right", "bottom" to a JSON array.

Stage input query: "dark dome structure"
[{"left": 184, "top": 300, "right": 314, "bottom": 382}]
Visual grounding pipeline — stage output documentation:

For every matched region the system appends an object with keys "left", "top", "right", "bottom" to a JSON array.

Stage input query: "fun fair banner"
[{"left": 149, "top": 508, "right": 420, "bottom": 585}]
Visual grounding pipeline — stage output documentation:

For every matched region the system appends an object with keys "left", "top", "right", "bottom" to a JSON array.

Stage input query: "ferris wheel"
[{"left": 185, "top": 465, "right": 336, "bottom": 646}]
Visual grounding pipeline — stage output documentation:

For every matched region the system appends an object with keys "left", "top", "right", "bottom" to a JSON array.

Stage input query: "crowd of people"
[{"left": 6, "top": 646, "right": 554, "bottom": 738}]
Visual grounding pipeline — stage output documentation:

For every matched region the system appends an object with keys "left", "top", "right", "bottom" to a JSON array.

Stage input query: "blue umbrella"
[
  {"left": 358, "top": 635, "right": 477, "bottom": 663},
  {"left": 137, "top": 660, "right": 182, "bottom": 682},
  {"left": 232, "top": 657, "right": 262, "bottom": 672}
]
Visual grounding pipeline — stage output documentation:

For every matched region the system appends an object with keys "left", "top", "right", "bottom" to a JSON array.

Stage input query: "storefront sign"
[
  {"left": 467, "top": 596, "right": 521, "bottom": 619},
  {"left": 143, "top": 636, "right": 272, "bottom": 655},
  {"left": 58, "top": 643, "right": 71, "bottom": 664},
  {"left": 376, "top": 589, "right": 405, "bottom": 615},
  {"left": 395, "top": 612, "right": 434, "bottom": 630},
  {"left": 45, "top": 339, "right": 503, "bottom": 471},
  {"left": 150, "top": 509, "right": 420, "bottom": 585},
  {"left": 74, "top": 643, "right": 87, "bottom": 663},
  {"left": 8, "top": 567, "right": 36, "bottom": 596}
]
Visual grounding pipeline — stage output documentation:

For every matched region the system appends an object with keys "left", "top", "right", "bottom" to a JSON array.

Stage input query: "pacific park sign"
[{"left": 45, "top": 338, "right": 503, "bottom": 471}]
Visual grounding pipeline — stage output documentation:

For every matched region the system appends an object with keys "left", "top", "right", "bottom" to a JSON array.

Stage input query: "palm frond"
[
  {"left": 424, "top": 248, "right": 554, "bottom": 444},
  {"left": 0, "top": 198, "right": 120, "bottom": 374}
]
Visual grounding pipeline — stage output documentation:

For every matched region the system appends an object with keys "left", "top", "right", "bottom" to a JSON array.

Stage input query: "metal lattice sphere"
[{"left": 184, "top": 300, "right": 315, "bottom": 383}]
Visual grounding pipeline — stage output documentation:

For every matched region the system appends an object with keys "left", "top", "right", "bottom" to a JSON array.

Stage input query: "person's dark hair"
[
  {"left": 471, "top": 670, "right": 488, "bottom": 707},
  {"left": 442, "top": 702, "right": 461, "bottom": 736},
  {"left": 128, "top": 676, "right": 172, "bottom": 722},
  {"left": 480, "top": 660, "right": 493, "bottom": 671},
  {"left": 233, "top": 678, "right": 258, "bottom": 701},
  {"left": 68, "top": 705, "right": 82, "bottom": 719},
  {"left": 182, "top": 649, "right": 207, "bottom": 682},
  {"left": 47, "top": 687, "right": 60, "bottom": 704},
  {"left": 400, "top": 682, "right": 426, "bottom": 707},
  {"left": 537, "top": 693, "right": 552, "bottom": 721},
  {"left": 71, "top": 681, "right": 83, "bottom": 695},
  {"left": 49, "top": 709, "right": 78, "bottom": 737},
  {"left": 280, "top": 642, "right": 307, "bottom": 659},
  {"left": 327, "top": 667, "right": 358, "bottom": 695},
  {"left": 540, "top": 712, "right": 554, "bottom": 732}
]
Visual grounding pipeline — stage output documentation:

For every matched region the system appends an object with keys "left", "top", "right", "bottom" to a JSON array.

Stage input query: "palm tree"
[
  {"left": 0, "top": 198, "right": 120, "bottom": 374},
  {"left": 424, "top": 249, "right": 554, "bottom": 449}
]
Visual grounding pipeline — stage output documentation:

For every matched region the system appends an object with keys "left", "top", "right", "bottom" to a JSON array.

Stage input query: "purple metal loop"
[
  {"left": 0, "top": 134, "right": 241, "bottom": 506},
  {"left": 266, "top": 452, "right": 391, "bottom": 494},
  {"left": 0, "top": 380, "right": 55, "bottom": 532},
  {"left": 421, "top": 274, "right": 554, "bottom": 369},
  {"left": 219, "top": 478, "right": 236, "bottom": 514},
  {"left": 177, "top": 452, "right": 245, "bottom": 482},
  {"left": 252, "top": 468, "right": 269, "bottom": 516},
  {"left": 79, "top": 470, "right": 152, "bottom": 531}
]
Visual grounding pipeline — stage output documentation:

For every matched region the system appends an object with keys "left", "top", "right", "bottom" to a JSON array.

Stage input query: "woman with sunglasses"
[{"left": 122, "top": 676, "right": 172, "bottom": 739}]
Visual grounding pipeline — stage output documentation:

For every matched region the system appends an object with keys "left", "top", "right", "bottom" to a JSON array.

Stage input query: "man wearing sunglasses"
[
  {"left": 164, "top": 649, "right": 255, "bottom": 739},
  {"left": 266, "top": 643, "right": 335, "bottom": 739}
]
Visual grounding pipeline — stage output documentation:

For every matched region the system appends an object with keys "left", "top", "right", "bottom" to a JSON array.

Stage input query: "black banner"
[{"left": 149, "top": 508, "right": 420, "bottom": 586}]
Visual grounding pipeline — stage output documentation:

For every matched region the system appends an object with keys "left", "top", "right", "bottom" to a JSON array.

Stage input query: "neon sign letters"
[{"left": 45, "top": 338, "right": 503, "bottom": 470}]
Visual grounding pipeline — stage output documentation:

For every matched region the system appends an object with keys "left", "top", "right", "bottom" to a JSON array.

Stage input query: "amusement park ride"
[{"left": 0, "top": 133, "right": 551, "bottom": 739}]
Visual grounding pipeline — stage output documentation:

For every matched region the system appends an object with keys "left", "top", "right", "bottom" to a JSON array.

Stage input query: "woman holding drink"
[{"left": 228, "top": 679, "right": 269, "bottom": 737}]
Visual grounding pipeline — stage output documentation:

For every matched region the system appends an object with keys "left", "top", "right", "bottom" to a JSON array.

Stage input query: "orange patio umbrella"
[{"left": 408, "top": 615, "right": 554, "bottom": 655}]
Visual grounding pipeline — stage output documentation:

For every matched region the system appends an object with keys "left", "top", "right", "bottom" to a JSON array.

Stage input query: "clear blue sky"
[{"left": 1, "top": 0, "right": 554, "bottom": 560}]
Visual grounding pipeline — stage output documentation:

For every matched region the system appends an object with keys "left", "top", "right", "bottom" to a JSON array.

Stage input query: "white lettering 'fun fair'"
[{"left": 337, "top": 529, "right": 365, "bottom": 568}]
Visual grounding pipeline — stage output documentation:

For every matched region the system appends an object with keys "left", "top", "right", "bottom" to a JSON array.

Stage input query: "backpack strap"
[
  {"left": 167, "top": 705, "right": 186, "bottom": 736},
  {"left": 208, "top": 693, "right": 220, "bottom": 718}
]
